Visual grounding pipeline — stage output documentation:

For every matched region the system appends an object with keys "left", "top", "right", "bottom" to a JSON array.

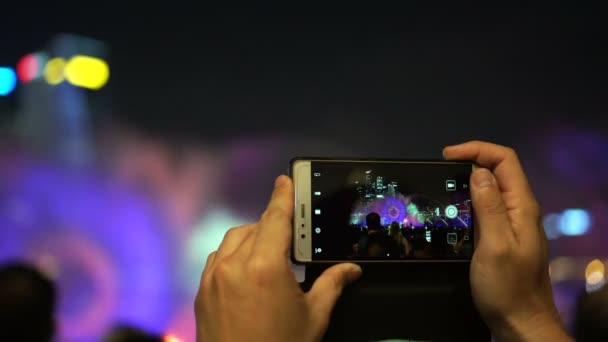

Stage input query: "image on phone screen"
[{"left": 293, "top": 160, "right": 473, "bottom": 262}]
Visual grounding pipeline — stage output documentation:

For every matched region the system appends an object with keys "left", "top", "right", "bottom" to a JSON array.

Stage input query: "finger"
[
  {"left": 307, "top": 263, "right": 362, "bottom": 329},
  {"left": 470, "top": 168, "right": 515, "bottom": 244},
  {"left": 234, "top": 228, "right": 257, "bottom": 261},
  {"left": 252, "top": 175, "right": 294, "bottom": 258},
  {"left": 215, "top": 224, "right": 256, "bottom": 261},
  {"left": 443, "top": 141, "right": 537, "bottom": 210},
  {"left": 199, "top": 251, "right": 217, "bottom": 291},
  {"left": 203, "top": 251, "right": 217, "bottom": 276}
]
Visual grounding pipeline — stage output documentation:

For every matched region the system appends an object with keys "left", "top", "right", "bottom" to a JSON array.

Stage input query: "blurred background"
[{"left": 0, "top": 3, "right": 606, "bottom": 341}]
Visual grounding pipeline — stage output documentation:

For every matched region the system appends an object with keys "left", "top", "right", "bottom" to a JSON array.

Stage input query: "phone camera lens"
[{"left": 300, "top": 234, "right": 306, "bottom": 239}]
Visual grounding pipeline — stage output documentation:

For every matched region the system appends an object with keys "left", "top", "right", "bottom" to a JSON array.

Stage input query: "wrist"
[{"left": 490, "top": 308, "right": 572, "bottom": 342}]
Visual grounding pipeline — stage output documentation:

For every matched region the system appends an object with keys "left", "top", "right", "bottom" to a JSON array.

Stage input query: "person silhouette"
[
  {"left": 0, "top": 261, "right": 56, "bottom": 342},
  {"left": 388, "top": 221, "right": 411, "bottom": 258},
  {"left": 355, "top": 212, "right": 390, "bottom": 258}
]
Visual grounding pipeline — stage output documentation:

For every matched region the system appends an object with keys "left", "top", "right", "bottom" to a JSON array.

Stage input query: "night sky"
[{"left": 1, "top": 3, "right": 606, "bottom": 151}]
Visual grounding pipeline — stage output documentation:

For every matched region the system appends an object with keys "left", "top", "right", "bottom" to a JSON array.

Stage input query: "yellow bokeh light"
[
  {"left": 163, "top": 335, "right": 182, "bottom": 342},
  {"left": 64, "top": 55, "right": 110, "bottom": 90},
  {"left": 43, "top": 57, "right": 66, "bottom": 85},
  {"left": 585, "top": 259, "right": 605, "bottom": 284}
]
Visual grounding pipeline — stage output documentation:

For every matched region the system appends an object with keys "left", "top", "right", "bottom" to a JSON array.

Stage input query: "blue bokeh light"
[
  {"left": 558, "top": 208, "right": 592, "bottom": 236},
  {"left": 543, "top": 213, "right": 562, "bottom": 240},
  {"left": 0, "top": 67, "right": 17, "bottom": 96}
]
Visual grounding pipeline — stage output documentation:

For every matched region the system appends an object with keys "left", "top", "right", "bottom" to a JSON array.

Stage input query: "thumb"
[
  {"left": 470, "top": 168, "right": 512, "bottom": 245},
  {"left": 306, "top": 263, "right": 362, "bottom": 327}
]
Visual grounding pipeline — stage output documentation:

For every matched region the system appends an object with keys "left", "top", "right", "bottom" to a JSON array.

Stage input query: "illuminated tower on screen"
[
  {"left": 376, "top": 176, "right": 384, "bottom": 192},
  {"left": 387, "top": 181, "right": 398, "bottom": 196},
  {"left": 364, "top": 170, "right": 375, "bottom": 204}
]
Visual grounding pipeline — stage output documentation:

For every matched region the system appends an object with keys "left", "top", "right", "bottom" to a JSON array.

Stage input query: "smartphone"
[{"left": 291, "top": 159, "right": 474, "bottom": 263}]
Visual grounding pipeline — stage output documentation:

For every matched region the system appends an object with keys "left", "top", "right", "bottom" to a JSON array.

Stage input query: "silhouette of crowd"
[
  {"left": 0, "top": 261, "right": 164, "bottom": 342},
  {"left": 351, "top": 212, "right": 471, "bottom": 259}
]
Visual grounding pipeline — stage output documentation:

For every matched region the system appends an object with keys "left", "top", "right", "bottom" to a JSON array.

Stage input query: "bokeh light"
[
  {"left": 0, "top": 12, "right": 606, "bottom": 341},
  {"left": 44, "top": 57, "right": 67, "bottom": 85},
  {"left": 64, "top": 55, "right": 110, "bottom": 90},
  {"left": 26, "top": 235, "right": 119, "bottom": 339},
  {"left": 184, "top": 210, "right": 249, "bottom": 294},
  {"left": 549, "top": 257, "right": 576, "bottom": 283},
  {"left": 0, "top": 159, "right": 174, "bottom": 341},
  {"left": 543, "top": 212, "right": 562, "bottom": 240},
  {"left": 559, "top": 208, "right": 592, "bottom": 236},
  {"left": 164, "top": 304, "right": 196, "bottom": 342},
  {"left": 35, "top": 254, "right": 61, "bottom": 280},
  {"left": 585, "top": 259, "right": 605, "bottom": 283},
  {"left": 17, "top": 54, "right": 37, "bottom": 82},
  {"left": 0, "top": 67, "right": 17, "bottom": 95},
  {"left": 164, "top": 334, "right": 183, "bottom": 342},
  {"left": 585, "top": 259, "right": 606, "bottom": 293},
  {"left": 16, "top": 52, "right": 49, "bottom": 82},
  {"left": 543, "top": 209, "right": 593, "bottom": 239}
]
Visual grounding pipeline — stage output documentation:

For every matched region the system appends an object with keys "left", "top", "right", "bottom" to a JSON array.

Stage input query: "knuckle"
[
  {"left": 224, "top": 226, "right": 240, "bottom": 240},
  {"left": 207, "top": 251, "right": 217, "bottom": 262},
  {"left": 247, "top": 256, "right": 277, "bottom": 285},
  {"left": 491, "top": 242, "right": 511, "bottom": 259},
  {"left": 200, "top": 252, "right": 216, "bottom": 284},
  {"left": 478, "top": 196, "right": 506, "bottom": 214},
  {"left": 504, "top": 146, "right": 516, "bottom": 155},
  {"left": 214, "top": 258, "right": 238, "bottom": 280},
  {"left": 248, "top": 255, "right": 271, "bottom": 273},
  {"left": 200, "top": 276, "right": 212, "bottom": 294},
  {"left": 504, "top": 146, "right": 519, "bottom": 160}
]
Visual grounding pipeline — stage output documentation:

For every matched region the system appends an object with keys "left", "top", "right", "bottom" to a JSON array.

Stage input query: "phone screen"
[{"left": 309, "top": 161, "right": 473, "bottom": 261}]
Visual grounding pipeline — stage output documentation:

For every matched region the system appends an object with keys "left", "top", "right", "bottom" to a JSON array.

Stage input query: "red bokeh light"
[{"left": 16, "top": 54, "right": 38, "bottom": 83}]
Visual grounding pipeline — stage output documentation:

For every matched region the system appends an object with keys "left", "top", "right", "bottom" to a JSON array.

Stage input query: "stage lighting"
[
  {"left": 585, "top": 259, "right": 606, "bottom": 293},
  {"left": 543, "top": 213, "right": 562, "bottom": 240},
  {"left": 64, "top": 55, "right": 109, "bottom": 90},
  {"left": 44, "top": 57, "right": 66, "bottom": 85},
  {"left": 0, "top": 67, "right": 17, "bottom": 96},
  {"left": 17, "top": 52, "right": 49, "bottom": 82},
  {"left": 559, "top": 208, "right": 591, "bottom": 236},
  {"left": 164, "top": 335, "right": 183, "bottom": 342}
]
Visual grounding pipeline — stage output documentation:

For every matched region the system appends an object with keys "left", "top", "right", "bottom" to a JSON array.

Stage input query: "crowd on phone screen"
[{"left": 351, "top": 212, "right": 472, "bottom": 260}]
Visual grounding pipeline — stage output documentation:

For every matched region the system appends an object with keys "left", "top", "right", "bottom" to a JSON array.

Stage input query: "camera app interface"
[{"left": 310, "top": 161, "right": 473, "bottom": 260}]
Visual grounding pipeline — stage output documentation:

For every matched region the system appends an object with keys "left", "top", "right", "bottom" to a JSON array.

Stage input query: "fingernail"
[
  {"left": 472, "top": 168, "right": 494, "bottom": 188},
  {"left": 274, "top": 175, "right": 287, "bottom": 188},
  {"left": 441, "top": 148, "right": 449, "bottom": 159},
  {"left": 442, "top": 145, "right": 458, "bottom": 158},
  {"left": 348, "top": 264, "right": 362, "bottom": 282}
]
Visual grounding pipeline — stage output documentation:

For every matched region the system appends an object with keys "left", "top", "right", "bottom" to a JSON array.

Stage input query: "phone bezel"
[
  {"left": 290, "top": 158, "right": 475, "bottom": 264},
  {"left": 292, "top": 159, "right": 313, "bottom": 262}
]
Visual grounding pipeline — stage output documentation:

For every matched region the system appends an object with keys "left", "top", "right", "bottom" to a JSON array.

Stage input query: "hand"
[
  {"left": 195, "top": 175, "right": 362, "bottom": 342},
  {"left": 444, "top": 141, "right": 572, "bottom": 342}
]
